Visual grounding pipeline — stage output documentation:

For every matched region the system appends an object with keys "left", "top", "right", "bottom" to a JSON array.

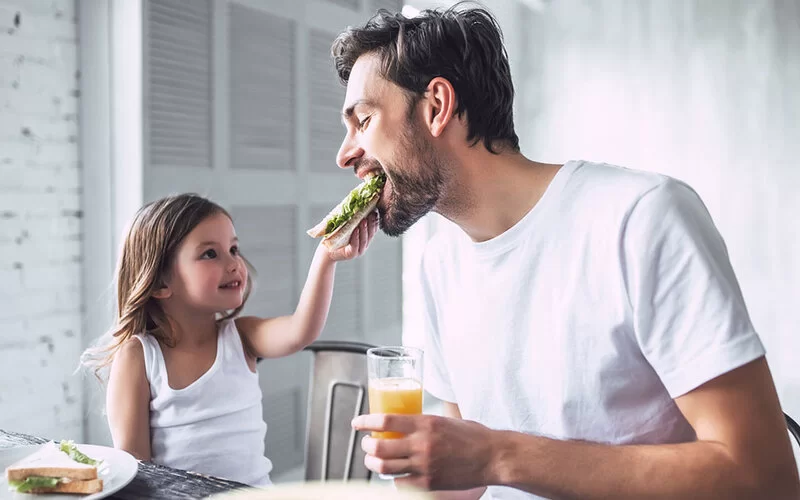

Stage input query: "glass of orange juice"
[
  {"left": 367, "top": 346, "right": 423, "bottom": 479},
  {"left": 366, "top": 346, "right": 424, "bottom": 440}
]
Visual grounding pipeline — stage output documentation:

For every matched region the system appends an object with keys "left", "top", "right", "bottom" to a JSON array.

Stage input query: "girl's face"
[{"left": 161, "top": 212, "right": 248, "bottom": 314}]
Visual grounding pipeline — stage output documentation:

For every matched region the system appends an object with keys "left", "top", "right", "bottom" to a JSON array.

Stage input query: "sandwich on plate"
[
  {"left": 307, "top": 172, "right": 386, "bottom": 250},
  {"left": 5, "top": 440, "right": 103, "bottom": 494}
]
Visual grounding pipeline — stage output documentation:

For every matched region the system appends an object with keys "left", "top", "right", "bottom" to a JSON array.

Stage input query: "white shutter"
[
  {"left": 229, "top": 4, "right": 295, "bottom": 171},
  {"left": 262, "top": 381, "right": 305, "bottom": 476},
  {"left": 147, "top": 0, "right": 212, "bottom": 169},
  {"left": 324, "top": 0, "right": 361, "bottom": 10},
  {"left": 365, "top": 235, "right": 403, "bottom": 345},
  {"left": 232, "top": 205, "right": 298, "bottom": 318},
  {"left": 309, "top": 29, "right": 346, "bottom": 173},
  {"left": 371, "top": 0, "right": 403, "bottom": 14}
]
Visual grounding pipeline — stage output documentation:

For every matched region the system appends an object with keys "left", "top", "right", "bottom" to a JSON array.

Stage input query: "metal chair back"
[{"left": 303, "top": 341, "right": 376, "bottom": 482}]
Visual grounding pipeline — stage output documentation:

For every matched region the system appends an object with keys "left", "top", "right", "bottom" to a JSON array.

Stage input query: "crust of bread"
[
  {"left": 26, "top": 478, "right": 104, "bottom": 494},
  {"left": 6, "top": 465, "right": 97, "bottom": 482},
  {"left": 320, "top": 196, "right": 379, "bottom": 251},
  {"left": 307, "top": 196, "right": 348, "bottom": 238}
]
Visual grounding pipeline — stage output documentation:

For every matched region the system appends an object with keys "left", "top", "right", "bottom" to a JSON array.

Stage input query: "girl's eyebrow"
[{"left": 196, "top": 236, "right": 238, "bottom": 248}]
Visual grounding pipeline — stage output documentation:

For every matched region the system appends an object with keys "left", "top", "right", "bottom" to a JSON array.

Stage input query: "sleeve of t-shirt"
[
  {"left": 402, "top": 244, "right": 457, "bottom": 404},
  {"left": 622, "top": 179, "right": 766, "bottom": 398}
]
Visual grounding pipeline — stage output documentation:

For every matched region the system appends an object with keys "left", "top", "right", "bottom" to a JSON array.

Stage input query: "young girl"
[{"left": 81, "top": 193, "right": 377, "bottom": 486}]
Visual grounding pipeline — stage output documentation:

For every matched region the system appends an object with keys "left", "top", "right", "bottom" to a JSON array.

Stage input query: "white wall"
[
  {"left": 402, "top": 0, "right": 800, "bottom": 426},
  {"left": 0, "top": 0, "right": 83, "bottom": 439},
  {"left": 514, "top": 0, "right": 800, "bottom": 417}
]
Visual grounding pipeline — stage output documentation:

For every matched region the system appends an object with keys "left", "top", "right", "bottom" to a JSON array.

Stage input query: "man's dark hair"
[{"left": 332, "top": 4, "right": 520, "bottom": 154}]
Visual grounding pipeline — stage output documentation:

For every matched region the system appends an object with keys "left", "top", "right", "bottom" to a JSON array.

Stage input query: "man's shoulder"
[
  {"left": 563, "top": 160, "right": 697, "bottom": 218},
  {"left": 568, "top": 160, "right": 672, "bottom": 197}
]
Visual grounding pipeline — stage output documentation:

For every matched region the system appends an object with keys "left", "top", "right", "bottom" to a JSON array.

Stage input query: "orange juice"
[{"left": 368, "top": 377, "right": 423, "bottom": 439}]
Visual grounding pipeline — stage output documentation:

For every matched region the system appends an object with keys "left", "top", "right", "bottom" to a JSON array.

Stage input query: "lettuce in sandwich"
[{"left": 307, "top": 172, "right": 385, "bottom": 250}]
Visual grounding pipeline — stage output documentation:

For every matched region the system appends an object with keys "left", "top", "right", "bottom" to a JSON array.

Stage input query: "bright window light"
[{"left": 402, "top": 4, "right": 420, "bottom": 17}]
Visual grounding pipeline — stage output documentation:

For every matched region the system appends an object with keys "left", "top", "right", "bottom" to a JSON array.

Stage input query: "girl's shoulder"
[
  {"left": 113, "top": 334, "right": 160, "bottom": 381},
  {"left": 115, "top": 336, "right": 146, "bottom": 365},
  {"left": 108, "top": 336, "right": 149, "bottom": 386}
]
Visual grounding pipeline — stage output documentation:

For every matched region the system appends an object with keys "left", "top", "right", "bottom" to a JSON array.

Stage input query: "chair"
[
  {"left": 786, "top": 412, "right": 800, "bottom": 447},
  {"left": 303, "top": 340, "right": 376, "bottom": 482}
]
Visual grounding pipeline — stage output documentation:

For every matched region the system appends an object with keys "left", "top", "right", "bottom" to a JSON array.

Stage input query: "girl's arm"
[
  {"left": 237, "top": 213, "right": 377, "bottom": 359},
  {"left": 107, "top": 338, "right": 152, "bottom": 461}
]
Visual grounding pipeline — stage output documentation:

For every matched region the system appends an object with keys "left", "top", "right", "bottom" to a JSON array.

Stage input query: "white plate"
[{"left": 0, "top": 444, "right": 138, "bottom": 500}]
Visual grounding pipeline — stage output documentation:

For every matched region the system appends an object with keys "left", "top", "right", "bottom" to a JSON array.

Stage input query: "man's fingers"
[
  {"left": 394, "top": 475, "right": 433, "bottom": 492},
  {"left": 364, "top": 455, "right": 413, "bottom": 476},
  {"left": 361, "top": 435, "right": 410, "bottom": 458},
  {"left": 352, "top": 413, "right": 418, "bottom": 434}
]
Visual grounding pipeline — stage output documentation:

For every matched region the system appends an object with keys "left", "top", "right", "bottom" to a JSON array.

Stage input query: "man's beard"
[{"left": 376, "top": 129, "right": 447, "bottom": 237}]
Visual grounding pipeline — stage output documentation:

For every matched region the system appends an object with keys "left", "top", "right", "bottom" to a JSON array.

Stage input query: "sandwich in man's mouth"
[{"left": 307, "top": 172, "right": 386, "bottom": 250}]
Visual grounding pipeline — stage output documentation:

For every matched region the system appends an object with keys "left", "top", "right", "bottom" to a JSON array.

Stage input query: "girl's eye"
[
  {"left": 230, "top": 245, "right": 239, "bottom": 256},
  {"left": 201, "top": 249, "right": 217, "bottom": 259}
]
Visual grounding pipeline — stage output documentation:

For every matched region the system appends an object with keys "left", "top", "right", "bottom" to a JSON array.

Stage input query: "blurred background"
[{"left": 1, "top": 0, "right": 798, "bottom": 481}]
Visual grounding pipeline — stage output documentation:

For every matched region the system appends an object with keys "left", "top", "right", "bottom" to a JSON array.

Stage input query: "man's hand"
[
  {"left": 351, "top": 413, "right": 496, "bottom": 491},
  {"left": 353, "top": 359, "right": 800, "bottom": 499}
]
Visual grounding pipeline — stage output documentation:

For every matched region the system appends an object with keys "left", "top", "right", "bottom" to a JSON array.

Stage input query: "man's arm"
[{"left": 354, "top": 357, "right": 800, "bottom": 499}]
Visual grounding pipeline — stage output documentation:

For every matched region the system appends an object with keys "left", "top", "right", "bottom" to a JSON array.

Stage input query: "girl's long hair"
[{"left": 81, "top": 194, "right": 254, "bottom": 379}]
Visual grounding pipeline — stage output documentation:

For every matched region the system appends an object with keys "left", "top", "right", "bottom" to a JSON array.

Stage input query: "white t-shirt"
[{"left": 408, "top": 160, "right": 765, "bottom": 500}]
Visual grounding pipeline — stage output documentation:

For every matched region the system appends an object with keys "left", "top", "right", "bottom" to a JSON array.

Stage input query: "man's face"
[{"left": 337, "top": 54, "right": 448, "bottom": 237}]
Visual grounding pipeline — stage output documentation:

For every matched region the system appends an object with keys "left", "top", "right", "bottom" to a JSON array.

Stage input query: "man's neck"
[{"left": 440, "top": 149, "right": 562, "bottom": 243}]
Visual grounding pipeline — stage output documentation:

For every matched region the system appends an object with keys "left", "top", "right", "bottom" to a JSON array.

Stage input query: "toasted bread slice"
[
  {"left": 5, "top": 442, "right": 98, "bottom": 482},
  {"left": 320, "top": 195, "right": 379, "bottom": 251},
  {"left": 6, "top": 465, "right": 97, "bottom": 482},
  {"left": 26, "top": 478, "right": 104, "bottom": 494},
  {"left": 307, "top": 196, "right": 349, "bottom": 238},
  {"left": 307, "top": 173, "right": 384, "bottom": 240}
]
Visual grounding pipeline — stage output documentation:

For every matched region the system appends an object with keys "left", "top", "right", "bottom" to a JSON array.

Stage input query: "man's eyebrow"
[{"left": 342, "top": 99, "right": 377, "bottom": 121}]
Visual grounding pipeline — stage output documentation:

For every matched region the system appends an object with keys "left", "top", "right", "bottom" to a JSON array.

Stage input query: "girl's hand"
[{"left": 326, "top": 211, "right": 379, "bottom": 262}]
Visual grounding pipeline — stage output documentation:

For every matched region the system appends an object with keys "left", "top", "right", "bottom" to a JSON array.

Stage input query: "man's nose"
[{"left": 336, "top": 134, "right": 364, "bottom": 169}]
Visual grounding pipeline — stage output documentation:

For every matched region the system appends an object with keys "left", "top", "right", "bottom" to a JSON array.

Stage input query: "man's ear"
[{"left": 421, "top": 77, "right": 457, "bottom": 138}]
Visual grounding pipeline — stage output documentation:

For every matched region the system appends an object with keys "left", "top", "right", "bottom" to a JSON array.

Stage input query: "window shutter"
[
  {"left": 147, "top": 0, "right": 212, "bottom": 169},
  {"left": 229, "top": 4, "right": 295, "bottom": 171}
]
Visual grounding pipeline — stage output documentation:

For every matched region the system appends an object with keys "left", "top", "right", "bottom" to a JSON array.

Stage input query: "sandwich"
[
  {"left": 307, "top": 172, "right": 386, "bottom": 250},
  {"left": 5, "top": 440, "right": 103, "bottom": 494}
]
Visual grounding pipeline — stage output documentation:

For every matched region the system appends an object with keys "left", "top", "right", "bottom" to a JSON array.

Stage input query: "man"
[{"left": 334, "top": 6, "right": 799, "bottom": 499}]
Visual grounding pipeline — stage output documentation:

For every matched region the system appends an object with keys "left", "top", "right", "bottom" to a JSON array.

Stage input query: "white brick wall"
[{"left": 0, "top": 0, "right": 83, "bottom": 441}]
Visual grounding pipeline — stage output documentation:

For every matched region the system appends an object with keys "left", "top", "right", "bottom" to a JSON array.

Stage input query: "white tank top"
[{"left": 134, "top": 319, "right": 272, "bottom": 487}]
